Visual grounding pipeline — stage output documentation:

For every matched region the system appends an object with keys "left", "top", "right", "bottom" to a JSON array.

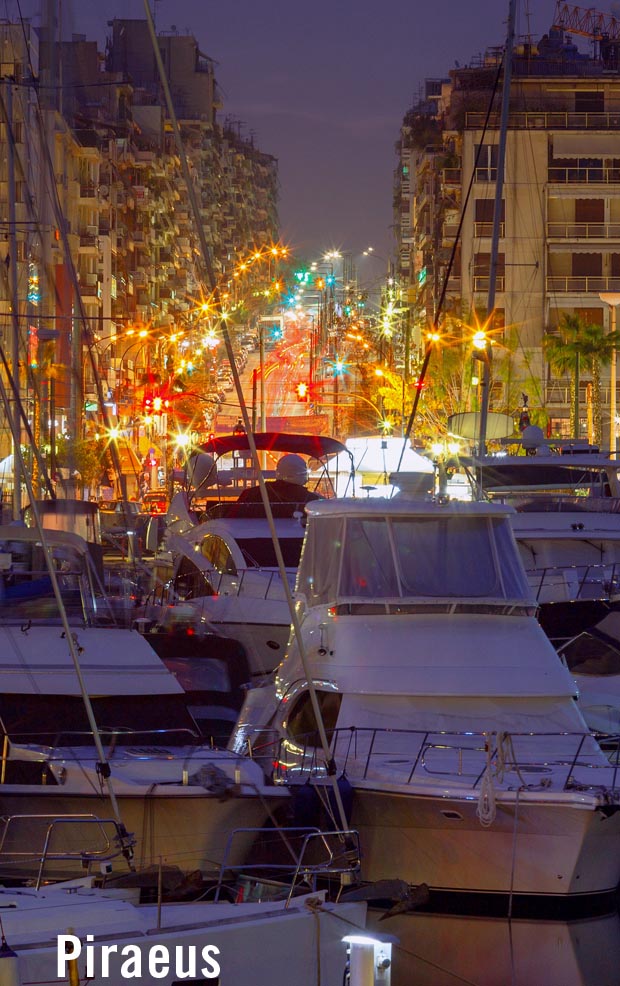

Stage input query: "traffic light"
[{"left": 296, "top": 382, "right": 308, "bottom": 402}]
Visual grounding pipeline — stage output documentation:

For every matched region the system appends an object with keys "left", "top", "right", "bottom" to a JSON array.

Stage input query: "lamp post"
[{"left": 599, "top": 292, "right": 620, "bottom": 455}]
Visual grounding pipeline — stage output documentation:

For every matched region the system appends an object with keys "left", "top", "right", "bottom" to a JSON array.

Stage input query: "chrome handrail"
[
  {"left": 214, "top": 826, "right": 361, "bottom": 905},
  {"left": 273, "top": 726, "right": 620, "bottom": 796},
  {"left": 0, "top": 813, "right": 134, "bottom": 889}
]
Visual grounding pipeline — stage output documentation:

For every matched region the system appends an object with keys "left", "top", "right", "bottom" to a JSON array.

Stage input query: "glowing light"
[
  {"left": 472, "top": 330, "right": 488, "bottom": 350},
  {"left": 174, "top": 433, "right": 190, "bottom": 447}
]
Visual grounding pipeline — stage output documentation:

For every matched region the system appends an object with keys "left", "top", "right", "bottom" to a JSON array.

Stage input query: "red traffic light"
[{"left": 295, "top": 382, "right": 308, "bottom": 401}]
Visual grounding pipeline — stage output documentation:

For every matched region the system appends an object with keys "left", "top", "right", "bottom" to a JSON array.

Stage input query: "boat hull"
[
  {"left": 0, "top": 788, "right": 286, "bottom": 878},
  {"left": 351, "top": 786, "right": 620, "bottom": 909}
]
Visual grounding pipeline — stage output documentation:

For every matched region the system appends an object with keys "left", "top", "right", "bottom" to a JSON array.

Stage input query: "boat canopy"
[
  {"left": 200, "top": 432, "right": 350, "bottom": 462},
  {"left": 299, "top": 501, "right": 531, "bottom": 605}
]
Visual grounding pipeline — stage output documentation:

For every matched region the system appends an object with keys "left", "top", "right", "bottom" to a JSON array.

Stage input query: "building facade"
[{"left": 395, "top": 20, "right": 620, "bottom": 443}]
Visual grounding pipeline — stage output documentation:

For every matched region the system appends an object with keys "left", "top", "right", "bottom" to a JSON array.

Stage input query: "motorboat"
[
  {"left": 0, "top": 525, "right": 288, "bottom": 877},
  {"left": 147, "top": 493, "right": 307, "bottom": 677},
  {"left": 458, "top": 434, "right": 620, "bottom": 733},
  {"left": 230, "top": 497, "right": 620, "bottom": 913},
  {"left": 461, "top": 433, "right": 620, "bottom": 646},
  {"left": 143, "top": 432, "right": 351, "bottom": 677}
]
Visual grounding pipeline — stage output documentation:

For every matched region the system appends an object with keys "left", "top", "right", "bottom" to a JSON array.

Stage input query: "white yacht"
[
  {"left": 0, "top": 525, "right": 288, "bottom": 876},
  {"left": 144, "top": 432, "right": 351, "bottom": 678},
  {"left": 461, "top": 436, "right": 620, "bottom": 733},
  {"left": 148, "top": 502, "right": 306, "bottom": 677},
  {"left": 231, "top": 497, "right": 620, "bottom": 911}
]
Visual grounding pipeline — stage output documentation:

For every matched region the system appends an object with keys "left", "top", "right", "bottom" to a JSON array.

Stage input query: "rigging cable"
[
  {"left": 393, "top": 52, "right": 505, "bottom": 477},
  {"left": 142, "top": 0, "right": 352, "bottom": 837}
]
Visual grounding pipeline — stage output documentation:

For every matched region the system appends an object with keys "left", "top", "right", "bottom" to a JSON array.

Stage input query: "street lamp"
[{"left": 599, "top": 292, "right": 620, "bottom": 455}]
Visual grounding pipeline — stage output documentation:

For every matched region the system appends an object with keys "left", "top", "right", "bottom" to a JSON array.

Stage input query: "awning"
[{"left": 553, "top": 134, "right": 620, "bottom": 157}]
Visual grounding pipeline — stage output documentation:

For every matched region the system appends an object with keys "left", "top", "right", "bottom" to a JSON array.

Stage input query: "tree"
[{"left": 544, "top": 314, "right": 620, "bottom": 445}]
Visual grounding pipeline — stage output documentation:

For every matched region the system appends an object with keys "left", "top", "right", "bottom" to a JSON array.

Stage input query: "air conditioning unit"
[{"left": 86, "top": 225, "right": 98, "bottom": 236}]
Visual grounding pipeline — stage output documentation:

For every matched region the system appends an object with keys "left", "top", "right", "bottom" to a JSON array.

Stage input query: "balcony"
[
  {"left": 547, "top": 221, "right": 620, "bottom": 239},
  {"left": 466, "top": 111, "right": 620, "bottom": 130},
  {"left": 441, "top": 168, "right": 462, "bottom": 186},
  {"left": 547, "top": 275, "right": 620, "bottom": 293},
  {"left": 548, "top": 165, "right": 620, "bottom": 184},
  {"left": 473, "top": 275, "right": 505, "bottom": 292},
  {"left": 474, "top": 221, "right": 505, "bottom": 238}
]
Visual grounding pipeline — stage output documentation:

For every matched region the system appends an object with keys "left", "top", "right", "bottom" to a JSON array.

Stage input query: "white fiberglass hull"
[
  {"left": 351, "top": 785, "right": 620, "bottom": 901},
  {"left": 3, "top": 883, "right": 365, "bottom": 986},
  {"left": 0, "top": 787, "right": 285, "bottom": 877}
]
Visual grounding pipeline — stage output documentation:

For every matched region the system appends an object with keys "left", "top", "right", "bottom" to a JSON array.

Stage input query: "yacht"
[
  {"left": 144, "top": 431, "right": 351, "bottom": 677},
  {"left": 147, "top": 499, "right": 307, "bottom": 677},
  {"left": 461, "top": 434, "right": 620, "bottom": 733},
  {"left": 230, "top": 497, "right": 620, "bottom": 912},
  {"left": 0, "top": 525, "right": 288, "bottom": 876}
]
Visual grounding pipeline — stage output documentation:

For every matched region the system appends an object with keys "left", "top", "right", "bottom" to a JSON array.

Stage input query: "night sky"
[{"left": 19, "top": 1, "right": 561, "bottom": 262}]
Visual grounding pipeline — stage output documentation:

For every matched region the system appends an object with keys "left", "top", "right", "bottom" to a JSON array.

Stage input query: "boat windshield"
[
  {"left": 299, "top": 514, "right": 529, "bottom": 604},
  {"left": 0, "top": 537, "right": 88, "bottom": 621}
]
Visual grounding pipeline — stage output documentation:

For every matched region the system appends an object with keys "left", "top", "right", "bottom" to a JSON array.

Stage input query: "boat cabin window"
[
  {"left": 285, "top": 689, "right": 342, "bottom": 747},
  {"left": 561, "top": 632, "right": 620, "bottom": 677},
  {"left": 174, "top": 557, "right": 216, "bottom": 599},
  {"left": 0, "top": 694, "right": 199, "bottom": 748},
  {"left": 299, "top": 513, "right": 529, "bottom": 602},
  {"left": 200, "top": 535, "right": 237, "bottom": 575},
  {"left": 234, "top": 538, "right": 303, "bottom": 569},
  {"left": 0, "top": 538, "right": 86, "bottom": 620}
]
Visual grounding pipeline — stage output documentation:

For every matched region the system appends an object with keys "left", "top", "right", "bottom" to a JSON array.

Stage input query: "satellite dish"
[
  {"left": 187, "top": 452, "right": 217, "bottom": 493},
  {"left": 447, "top": 411, "right": 515, "bottom": 440}
]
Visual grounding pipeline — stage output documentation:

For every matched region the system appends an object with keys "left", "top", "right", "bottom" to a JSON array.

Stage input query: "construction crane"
[{"left": 552, "top": 2, "right": 620, "bottom": 41}]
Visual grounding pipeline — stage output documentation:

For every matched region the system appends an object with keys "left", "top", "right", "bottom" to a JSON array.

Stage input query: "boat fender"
[
  {"left": 291, "top": 780, "right": 321, "bottom": 826},
  {"left": 0, "top": 937, "right": 20, "bottom": 986},
  {"left": 291, "top": 775, "right": 353, "bottom": 826}
]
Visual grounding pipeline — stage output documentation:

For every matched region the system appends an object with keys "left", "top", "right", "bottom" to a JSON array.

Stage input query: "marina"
[{"left": 3, "top": 0, "right": 620, "bottom": 982}]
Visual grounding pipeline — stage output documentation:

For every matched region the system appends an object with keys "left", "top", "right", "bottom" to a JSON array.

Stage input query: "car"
[{"left": 141, "top": 490, "right": 169, "bottom": 515}]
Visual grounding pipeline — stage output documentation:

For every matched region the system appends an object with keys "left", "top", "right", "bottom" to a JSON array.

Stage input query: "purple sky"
[{"left": 22, "top": 1, "right": 558, "bottom": 262}]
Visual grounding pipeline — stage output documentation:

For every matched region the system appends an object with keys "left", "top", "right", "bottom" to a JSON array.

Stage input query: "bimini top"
[
  {"left": 298, "top": 497, "right": 531, "bottom": 606},
  {"left": 200, "top": 432, "right": 350, "bottom": 461}
]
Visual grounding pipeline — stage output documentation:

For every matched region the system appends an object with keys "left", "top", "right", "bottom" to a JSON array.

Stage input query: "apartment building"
[{"left": 395, "top": 21, "right": 620, "bottom": 441}]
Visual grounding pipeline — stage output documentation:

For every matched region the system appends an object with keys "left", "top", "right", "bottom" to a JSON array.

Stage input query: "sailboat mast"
[
  {"left": 6, "top": 81, "right": 21, "bottom": 520},
  {"left": 478, "top": 0, "right": 517, "bottom": 455}
]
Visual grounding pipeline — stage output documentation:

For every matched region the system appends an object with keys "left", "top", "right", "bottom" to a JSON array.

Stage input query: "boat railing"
[
  {"left": 213, "top": 826, "right": 361, "bottom": 905},
  {"left": 502, "top": 494, "right": 620, "bottom": 514},
  {"left": 526, "top": 561, "right": 620, "bottom": 603},
  {"left": 2, "top": 727, "right": 204, "bottom": 769},
  {"left": 143, "top": 566, "right": 292, "bottom": 610},
  {"left": 0, "top": 813, "right": 134, "bottom": 889},
  {"left": 273, "top": 726, "right": 620, "bottom": 795}
]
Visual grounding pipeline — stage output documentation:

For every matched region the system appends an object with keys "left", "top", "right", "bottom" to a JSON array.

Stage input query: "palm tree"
[
  {"left": 543, "top": 314, "right": 582, "bottom": 439},
  {"left": 544, "top": 314, "right": 620, "bottom": 445}
]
